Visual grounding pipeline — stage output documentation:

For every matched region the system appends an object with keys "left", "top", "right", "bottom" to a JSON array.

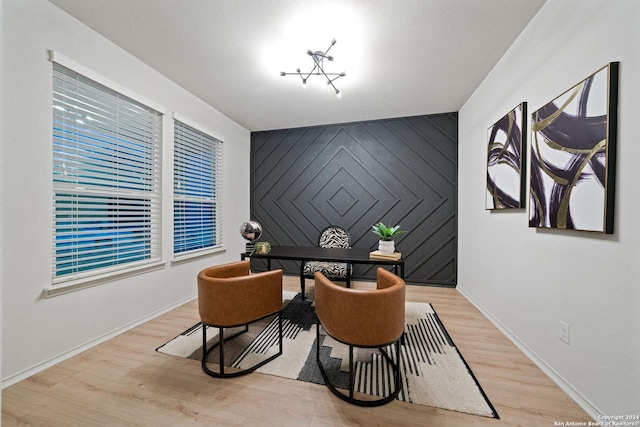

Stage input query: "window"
[
  {"left": 173, "top": 119, "right": 223, "bottom": 256},
  {"left": 52, "top": 62, "right": 162, "bottom": 284}
]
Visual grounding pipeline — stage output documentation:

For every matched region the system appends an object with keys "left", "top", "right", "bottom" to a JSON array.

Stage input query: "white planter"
[{"left": 378, "top": 240, "right": 395, "bottom": 255}]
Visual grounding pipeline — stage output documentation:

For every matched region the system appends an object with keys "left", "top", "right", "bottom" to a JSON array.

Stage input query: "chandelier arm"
[
  {"left": 317, "top": 66, "right": 341, "bottom": 94},
  {"left": 282, "top": 71, "right": 342, "bottom": 76},
  {"left": 303, "top": 64, "right": 319, "bottom": 80},
  {"left": 322, "top": 39, "right": 337, "bottom": 58},
  {"left": 317, "top": 66, "right": 334, "bottom": 84},
  {"left": 326, "top": 78, "right": 340, "bottom": 94},
  {"left": 303, "top": 72, "right": 342, "bottom": 76}
]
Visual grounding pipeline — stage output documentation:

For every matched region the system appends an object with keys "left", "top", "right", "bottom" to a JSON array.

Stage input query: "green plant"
[
  {"left": 252, "top": 241, "right": 271, "bottom": 255},
  {"left": 371, "top": 222, "right": 406, "bottom": 241}
]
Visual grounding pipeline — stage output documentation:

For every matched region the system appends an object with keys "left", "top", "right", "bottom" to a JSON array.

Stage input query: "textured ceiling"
[{"left": 49, "top": 0, "right": 545, "bottom": 131}]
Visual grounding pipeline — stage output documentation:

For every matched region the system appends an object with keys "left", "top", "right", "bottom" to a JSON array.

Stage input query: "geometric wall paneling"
[
  {"left": 487, "top": 102, "right": 527, "bottom": 209},
  {"left": 250, "top": 113, "right": 458, "bottom": 286},
  {"left": 529, "top": 62, "right": 619, "bottom": 233}
]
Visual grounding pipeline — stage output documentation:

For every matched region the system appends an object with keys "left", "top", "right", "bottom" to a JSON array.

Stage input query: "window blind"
[
  {"left": 52, "top": 62, "right": 162, "bottom": 283},
  {"left": 173, "top": 120, "right": 223, "bottom": 255}
]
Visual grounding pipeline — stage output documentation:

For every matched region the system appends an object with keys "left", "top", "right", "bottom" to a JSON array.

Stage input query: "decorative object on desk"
[
  {"left": 157, "top": 291, "right": 498, "bottom": 418},
  {"left": 240, "top": 220, "right": 263, "bottom": 253},
  {"left": 486, "top": 102, "right": 527, "bottom": 210},
  {"left": 280, "top": 39, "right": 346, "bottom": 97},
  {"left": 371, "top": 222, "right": 406, "bottom": 254},
  {"left": 252, "top": 241, "right": 271, "bottom": 255},
  {"left": 529, "top": 62, "right": 618, "bottom": 233},
  {"left": 369, "top": 250, "right": 402, "bottom": 261}
]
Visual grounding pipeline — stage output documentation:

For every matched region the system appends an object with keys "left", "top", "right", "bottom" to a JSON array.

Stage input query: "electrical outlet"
[{"left": 559, "top": 320, "right": 570, "bottom": 345}]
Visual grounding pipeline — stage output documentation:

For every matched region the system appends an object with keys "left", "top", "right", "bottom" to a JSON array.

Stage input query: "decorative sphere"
[{"left": 240, "top": 221, "right": 262, "bottom": 242}]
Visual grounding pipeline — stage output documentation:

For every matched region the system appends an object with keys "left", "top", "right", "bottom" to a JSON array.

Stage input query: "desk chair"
[{"left": 301, "top": 225, "right": 352, "bottom": 291}]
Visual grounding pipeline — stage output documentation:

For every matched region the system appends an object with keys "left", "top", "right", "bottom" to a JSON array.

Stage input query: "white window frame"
[
  {"left": 172, "top": 113, "right": 224, "bottom": 260},
  {"left": 48, "top": 51, "right": 165, "bottom": 296}
]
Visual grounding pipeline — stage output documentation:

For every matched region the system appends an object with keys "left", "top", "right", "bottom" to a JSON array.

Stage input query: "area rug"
[{"left": 156, "top": 291, "right": 498, "bottom": 418}]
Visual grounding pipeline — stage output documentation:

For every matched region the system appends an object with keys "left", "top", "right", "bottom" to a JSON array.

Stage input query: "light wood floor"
[{"left": 3, "top": 276, "right": 592, "bottom": 426}]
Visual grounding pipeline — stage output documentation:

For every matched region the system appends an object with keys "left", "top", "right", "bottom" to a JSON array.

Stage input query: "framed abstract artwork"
[
  {"left": 486, "top": 102, "right": 527, "bottom": 209},
  {"left": 529, "top": 62, "right": 619, "bottom": 233}
]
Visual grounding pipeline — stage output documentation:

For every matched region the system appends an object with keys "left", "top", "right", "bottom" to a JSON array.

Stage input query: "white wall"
[
  {"left": 1, "top": 0, "right": 250, "bottom": 384},
  {"left": 0, "top": 0, "right": 4, "bottom": 412},
  {"left": 458, "top": 0, "right": 640, "bottom": 417}
]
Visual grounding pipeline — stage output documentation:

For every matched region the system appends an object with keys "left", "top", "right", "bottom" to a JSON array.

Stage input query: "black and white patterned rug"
[{"left": 156, "top": 291, "right": 498, "bottom": 418}]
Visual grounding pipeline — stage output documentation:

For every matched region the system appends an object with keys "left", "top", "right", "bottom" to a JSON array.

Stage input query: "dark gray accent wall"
[{"left": 250, "top": 113, "right": 458, "bottom": 286}]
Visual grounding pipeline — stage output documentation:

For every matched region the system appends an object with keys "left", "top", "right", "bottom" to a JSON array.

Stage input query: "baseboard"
[
  {"left": 1, "top": 293, "right": 197, "bottom": 389},
  {"left": 456, "top": 287, "right": 603, "bottom": 420}
]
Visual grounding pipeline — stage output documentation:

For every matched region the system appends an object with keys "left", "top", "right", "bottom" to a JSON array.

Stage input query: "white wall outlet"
[{"left": 559, "top": 320, "right": 570, "bottom": 345}]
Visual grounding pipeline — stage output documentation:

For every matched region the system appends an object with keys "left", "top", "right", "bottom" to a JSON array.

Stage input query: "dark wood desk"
[{"left": 241, "top": 245, "right": 404, "bottom": 299}]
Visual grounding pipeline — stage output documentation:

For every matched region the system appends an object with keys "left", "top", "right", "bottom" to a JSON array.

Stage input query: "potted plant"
[{"left": 371, "top": 222, "right": 406, "bottom": 254}]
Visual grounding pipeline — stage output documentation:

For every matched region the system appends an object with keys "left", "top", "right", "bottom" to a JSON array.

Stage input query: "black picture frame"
[
  {"left": 529, "top": 62, "right": 619, "bottom": 233},
  {"left": 486, "top": 102, "right": 528, "bottom": 210}
]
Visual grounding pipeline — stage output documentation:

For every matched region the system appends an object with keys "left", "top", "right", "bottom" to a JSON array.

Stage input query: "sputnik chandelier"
[{"left": 280, "top": 39, "right": 346, "bottom": 97}]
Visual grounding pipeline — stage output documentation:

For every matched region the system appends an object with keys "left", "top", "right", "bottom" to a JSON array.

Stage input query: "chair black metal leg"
[
  {"left": 202, "top": 323, "right": 247, "bottom": 377},
  {"left": 395, "top": 340, "right": 401, "bottom": 395},
  {"left": 201, "top": 323, "right": 208, "bottom": 373},
  {"left": 316, "top": 331, "right": 403, "bottom": 407},
  {"left": 316, "top": 322, "right": 320, "bottom": 360},
  {"left": 279, "top": 313, "right": 283, "bottom": 354},
  {"left": 299, "top": 262, "right": 306, "bottom": 300},
  {"left": 201, "top": 312, "right": 283, "bottom": 379},
  {"left": 219, "top": 327, "right": 225, "bottom": 376},
  {"left": 379, "top": 341, "right": 402, "bottom": 403},
  {"left": 349, "top": 345, "right": 354, "bottom": 399}
]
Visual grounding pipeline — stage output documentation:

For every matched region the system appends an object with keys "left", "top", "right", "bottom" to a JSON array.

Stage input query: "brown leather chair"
[
  {"left": 314, "top": 268, "right": 406, "bottom": 406},
  {"left": 197, "top": 260, "right": 283, "bottom": 378}
]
